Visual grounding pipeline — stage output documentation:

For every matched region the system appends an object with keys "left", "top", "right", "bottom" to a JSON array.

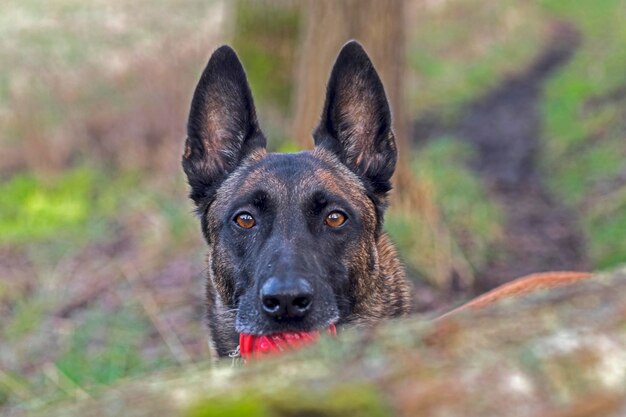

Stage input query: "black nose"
[{"left": 260, "top": 277, "right": 313, "bottom": 319}]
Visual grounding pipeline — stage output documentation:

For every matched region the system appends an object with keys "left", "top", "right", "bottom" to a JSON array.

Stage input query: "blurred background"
[{"left": 1, "top": 0, "right": 625, "bottom": 412}]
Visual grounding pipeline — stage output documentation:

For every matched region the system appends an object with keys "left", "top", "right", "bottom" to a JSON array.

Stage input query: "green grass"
[
  {"left": 56, "top": 307, "right": 174, "bottom": 387},
  {"left": 0, "top": 166, "right": 197, "bottom": 410},
  {"left": 186, "top": 384, "right": 391, "bottom": 417},
  {"left": 588, "top": 213, "right": 626, "bottom": 270},
  {"left": 0, "top": 167, "right": 135, "bottom": 244},
  {"left": 540, "top": 0, "right": 626, "bottom": 157},
  {"left": 407, "top": 0, "right": 545, "bottom": 114},
  {"left": 2, "top": 300, "right": 178, "bottom": 408},
  {"left": 387, "top": 139, "right": 502, "bottom": 283},
  {"left": 538, "top": 0, "right": 626, "bottom": 268},
  {"left": 419, "top": 140, "right": 502, "bottom": 268},
  {"left": 549, "top": 138, "right": 625, "bottom": 204}
]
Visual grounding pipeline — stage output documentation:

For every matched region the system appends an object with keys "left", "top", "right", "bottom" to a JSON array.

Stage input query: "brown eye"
[
  {"left": 235, "top": 212, "right": 256, "bottom": 229},
  {"left": 325, "top": 211, "right": 347, "bottom": 228}
]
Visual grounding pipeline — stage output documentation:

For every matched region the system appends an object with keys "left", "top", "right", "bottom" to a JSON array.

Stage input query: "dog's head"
[{"left": 182, "top": 41, "right": 397, "bottom": 342}]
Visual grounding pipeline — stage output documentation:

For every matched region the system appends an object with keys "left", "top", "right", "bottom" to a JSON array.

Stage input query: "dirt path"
[{"left": 414, "top": 23, "right": 589, "bottom": 291}]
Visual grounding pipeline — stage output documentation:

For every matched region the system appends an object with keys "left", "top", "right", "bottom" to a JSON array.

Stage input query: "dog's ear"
[
  {"left": 314, "top": 41, "right": 397, "bottom": 197},
  {"left": 182, "top": 45, "right": 266, "bottom": 209}
]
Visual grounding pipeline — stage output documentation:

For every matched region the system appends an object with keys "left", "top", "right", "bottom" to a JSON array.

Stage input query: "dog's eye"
[
  {"left": 325, "top": 211, "right": 347, "bottom": 228},
  {"left": 234, "top": 212, "right": 256, "bottom": 229}
]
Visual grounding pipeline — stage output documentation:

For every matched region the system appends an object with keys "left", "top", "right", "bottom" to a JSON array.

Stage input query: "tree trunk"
[{"left": 291, "top": 0, "right": 412, "bottom": 192}]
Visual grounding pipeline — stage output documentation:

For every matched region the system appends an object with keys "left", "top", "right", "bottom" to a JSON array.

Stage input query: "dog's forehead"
[
  {"left": 215, "top": 150, "right": 369, "bottom": 206},
  {"left": 257, "top": 152, "right": 359, "bottom": 190}
]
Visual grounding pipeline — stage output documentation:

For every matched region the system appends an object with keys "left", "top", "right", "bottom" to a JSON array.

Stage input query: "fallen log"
[{"left": 38, "top": 267, "right": 626, "bottom": 417}]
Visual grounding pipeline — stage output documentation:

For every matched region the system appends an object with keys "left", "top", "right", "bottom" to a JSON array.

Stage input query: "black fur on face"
[
  {"left": 209, "top": 152, "right": 377, "bottom": 336},
  {"left": 182, "top": 41, "right": 402, "bottom": 356}
]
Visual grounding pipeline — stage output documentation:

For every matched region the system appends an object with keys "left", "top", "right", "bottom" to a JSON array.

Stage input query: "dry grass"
[{"left": 0, "top": 0, "right": 225, "bottom": 176}]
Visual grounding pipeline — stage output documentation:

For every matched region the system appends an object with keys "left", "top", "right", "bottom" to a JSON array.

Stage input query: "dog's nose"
[{"left": 260, "top": 277, "right": 313, "bottom": 319}]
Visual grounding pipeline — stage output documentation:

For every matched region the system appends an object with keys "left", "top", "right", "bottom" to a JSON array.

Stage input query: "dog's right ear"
[
  {"left": 313, "top": 41, "right": 397, "bottom": 200},
  {"left": 182, "top": 45, "right": 266, "bottom": 209}
]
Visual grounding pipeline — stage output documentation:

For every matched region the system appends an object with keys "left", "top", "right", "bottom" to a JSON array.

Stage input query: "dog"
[{"left": 182, "top": 41, "right": 413, "bottom": 358}]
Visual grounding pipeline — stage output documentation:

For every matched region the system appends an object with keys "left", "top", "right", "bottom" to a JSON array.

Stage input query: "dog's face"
[{"left": 182, "top": 41, "right": 398, "bottom": 352}]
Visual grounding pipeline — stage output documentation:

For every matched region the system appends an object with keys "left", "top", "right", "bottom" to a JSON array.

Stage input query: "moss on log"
[{"left": 41, "top": 268, "right": 626, "bottom": 417}]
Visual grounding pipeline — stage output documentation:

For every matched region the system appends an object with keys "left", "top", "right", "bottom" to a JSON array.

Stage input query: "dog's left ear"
[{"left": 314, "top": 41, "right": 397, "bottom": 197}]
